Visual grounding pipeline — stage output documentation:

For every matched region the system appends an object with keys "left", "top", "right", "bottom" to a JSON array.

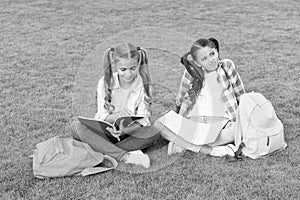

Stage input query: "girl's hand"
[
  {"left": 106, "top": 127, "right": 122, "bottom": 141},
  {"left": 174, "top": 105, "right": 181, "bottom": 114},
  {"left": 106, "top": 119, "right": 127, "bottom": 141}
]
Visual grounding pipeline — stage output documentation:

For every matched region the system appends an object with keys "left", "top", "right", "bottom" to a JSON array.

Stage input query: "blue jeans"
[{"left": 71, "top": 120, "right": 160, "bottom": 161}]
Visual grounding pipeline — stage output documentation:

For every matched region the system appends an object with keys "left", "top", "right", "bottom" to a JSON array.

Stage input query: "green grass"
[{"left": 1, "top": 0, "right": 300, "bottom": 199}]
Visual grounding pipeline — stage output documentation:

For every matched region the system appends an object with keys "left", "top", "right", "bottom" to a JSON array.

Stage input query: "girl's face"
[
  {"left": 116, "top": 58, "right": 140, "bottom": 86},
  {"left": 194, "top": 46, "right": 219, "bottom": 72}
]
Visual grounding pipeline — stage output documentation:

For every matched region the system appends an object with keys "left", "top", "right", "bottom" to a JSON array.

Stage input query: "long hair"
[
  {"left": 102, "top": 42, "right": 152, "bottom": 113},
  {"left": 181, "top": 38, "right": 220, "bottom": 113}
]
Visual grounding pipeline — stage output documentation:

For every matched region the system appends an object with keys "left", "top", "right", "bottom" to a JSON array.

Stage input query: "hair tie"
[
  {"left": 110, "top": 47, "right": 114, "bottom": 52},
  {"left": 137, "top": 47, "right": 141, "bottom": 50}
]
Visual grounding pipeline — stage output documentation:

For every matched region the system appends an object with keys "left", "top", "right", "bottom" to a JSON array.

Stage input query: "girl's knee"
[
  {"left": 153, "top": 120, "right": 167, "bottom": 136},
  {"left": 132, "top": 125, "right": 160, "bottom": 139},
  {"left": 153, "top": 120, "right": 163, "bottom": 129},
  {"left": 157, "top": 126, "right": 174, "bottom": 141}
]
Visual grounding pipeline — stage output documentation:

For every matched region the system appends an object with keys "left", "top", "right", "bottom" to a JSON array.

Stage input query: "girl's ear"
[{"left": 208, "top": 37, "right": 219, "bottom": 53}]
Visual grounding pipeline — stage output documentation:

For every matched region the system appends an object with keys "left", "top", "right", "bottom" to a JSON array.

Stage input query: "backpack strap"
[
  {"left": 80, "top": 155, "right": 118, "bottom": 176},
  {"left": 234, "top": 142, "right": 245, "bottom": 160}
]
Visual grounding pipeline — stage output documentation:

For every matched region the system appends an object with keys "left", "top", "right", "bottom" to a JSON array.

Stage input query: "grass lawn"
[{"left": 1, "top": 0, "right": 299, "bottom": 199}]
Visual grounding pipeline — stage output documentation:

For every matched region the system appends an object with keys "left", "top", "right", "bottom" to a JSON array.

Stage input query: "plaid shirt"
[{"left": 175, "top": 59, "right": 245, "bottom": 121}]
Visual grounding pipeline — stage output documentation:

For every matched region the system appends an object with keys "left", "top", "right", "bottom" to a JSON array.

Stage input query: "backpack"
[
  {"left": 32, "top": 136, "right": 118, "bottom": 178},
  {"left": 234, "top": 92, "right": 287, "bottom": 159}
]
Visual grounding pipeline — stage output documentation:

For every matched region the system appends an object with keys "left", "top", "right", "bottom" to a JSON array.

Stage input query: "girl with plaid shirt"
[{"left": 155, "top": 38, "right": 245, "bottom": 156}]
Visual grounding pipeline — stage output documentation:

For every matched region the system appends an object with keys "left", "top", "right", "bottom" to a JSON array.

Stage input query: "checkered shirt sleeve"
[
  {"left": 218, "top": 59, "right": 245, "bottom": 121},
  {"left": 175, "top": 69, "right": 193, "bottom": 107}
]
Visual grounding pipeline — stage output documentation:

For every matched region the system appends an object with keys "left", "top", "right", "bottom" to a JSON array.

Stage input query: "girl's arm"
[
  {"left": 135, "top": 96, "right": 151, "bottom": 127},
  {"left": 120, "top": 121, "right": 142, "bottom": 135},
  {"left": 94, "top": 78, "right": 110, "bottom": 121},
  {"left": 107, "top": 120, "right": 142, "bottom": 138},
  {"left": 233, "top": 72, "right": 245, "bottom": 104},
  {"left": 223, "top": 59, "right": 245, "bottom": 103},
  {"left": 175, "top": 69, "right": 192, "bottom": 113}
]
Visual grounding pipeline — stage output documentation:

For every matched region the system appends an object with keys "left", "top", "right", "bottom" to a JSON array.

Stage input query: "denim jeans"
[{"left": 71, "top": 120, "right": 160, "bottom": 161}]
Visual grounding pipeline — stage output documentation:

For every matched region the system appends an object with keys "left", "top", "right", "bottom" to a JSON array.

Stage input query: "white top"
[
  {"left": 187, "top": 70, "right": 229, "bottom": 119},
  {"left": 94, "top": 72, "right": 150, "bottom": 126}
]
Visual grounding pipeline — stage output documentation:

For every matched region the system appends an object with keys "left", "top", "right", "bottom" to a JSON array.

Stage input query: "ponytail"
[
  {"left": 181, "top": 52, "right": 205, "bottom": 113},
  {"left": 138, "top": 47, "right": 152, "bottom": 105},
  {"left": 103, "top": 48, "right": 115, "bottom": 113}
]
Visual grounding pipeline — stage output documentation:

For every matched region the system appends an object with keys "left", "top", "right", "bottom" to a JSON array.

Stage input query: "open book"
[
  {"left": 78, "top": 115, "right": 145, "bottom": 143},
  {"left": 156, "top": 110, "right": 228, "bottom": 145}
]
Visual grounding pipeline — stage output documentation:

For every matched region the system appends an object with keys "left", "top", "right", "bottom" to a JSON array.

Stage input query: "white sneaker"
[
  {"left": 167, "top": 142, "right": 185, "bottom": 155},
  {"left": 124, "top": 150, "right": 150, "bottom": 168},
  {"left": 210, "top": 144, "right": 236, "bottom": 157},
  {"left": 227, "top": 144, "right": 237, "bottom": 154}
]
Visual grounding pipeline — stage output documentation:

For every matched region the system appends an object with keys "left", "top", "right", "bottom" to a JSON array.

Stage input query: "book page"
[
  {"left": 157, "top": 110, "right": 228, "bottom": 145},
  {"left": 77, "top": 115, "right": 145, "bottom": 143},
  {"left": 78, "top": 116, "right": 113, "bottom": 130},
  {"left": 113, "top": 115, "right": 145, "bottom": 129},
  {"left": 77, "top": 116, "right": 118, "bottom": 142}
]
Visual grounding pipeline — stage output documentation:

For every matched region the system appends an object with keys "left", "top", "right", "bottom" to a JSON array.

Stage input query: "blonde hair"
[{"left": 102, "top": 42, "right": 152, "bottom": 113}]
